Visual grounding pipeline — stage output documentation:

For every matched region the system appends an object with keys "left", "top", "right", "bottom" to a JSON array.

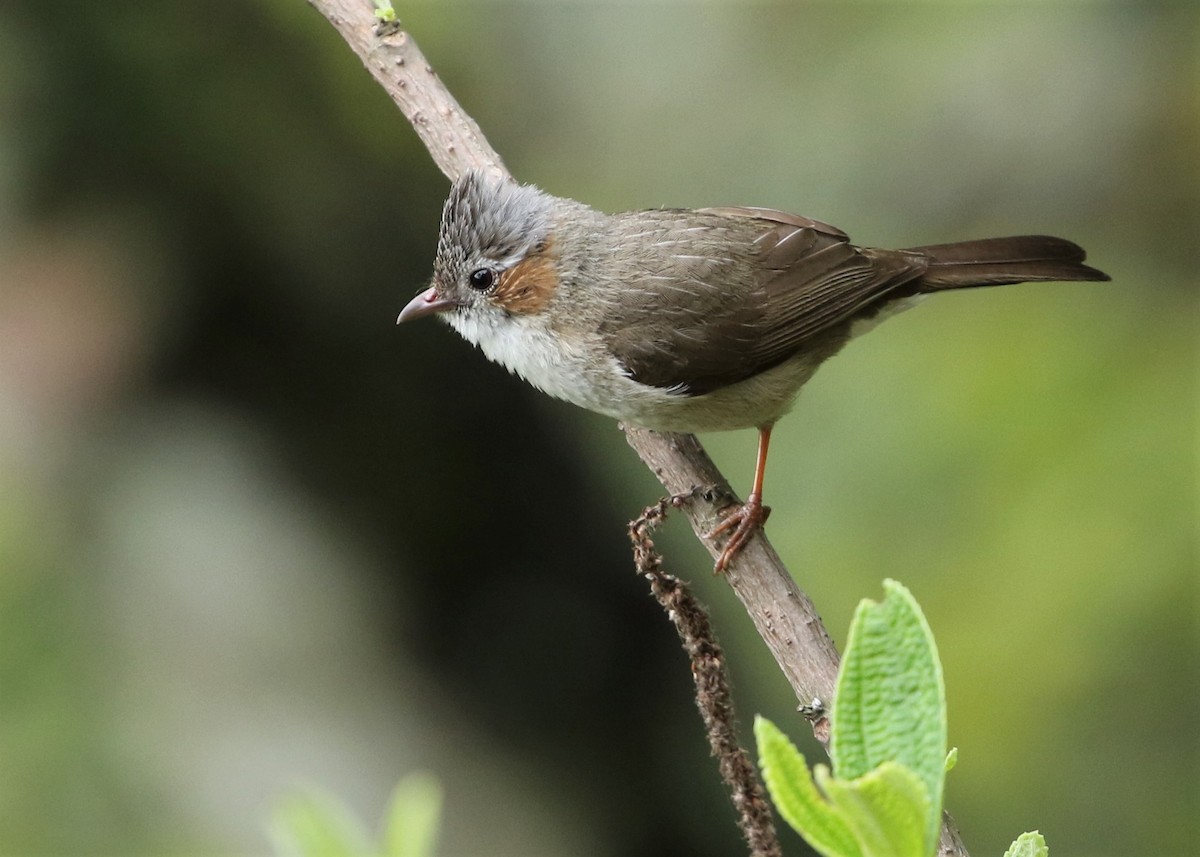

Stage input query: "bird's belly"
[
  {"left": 453, "top": 312, "right": 834, "bottom": 433},
  {"left": 605, "top": 354, "right": 825, "bottom": 432}
]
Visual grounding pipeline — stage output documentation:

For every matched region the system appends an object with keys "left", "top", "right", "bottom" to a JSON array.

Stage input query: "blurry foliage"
[
  {"left": 0, "top": 2, "right": 1194, "bottom": 857},
  {"left": 270, "top": 772, "right": 442, "bottom": 857}
]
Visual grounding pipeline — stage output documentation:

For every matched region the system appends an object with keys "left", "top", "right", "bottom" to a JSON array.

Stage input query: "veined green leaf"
[
  {"left": 817, "top": 762, "right": 930, "bottom": 857},
  {"left": 755, "top": 716, "right": 864, "bottom": 857},
  {"left": 831, "top": 580, "right": 947, "bottom": 853}
]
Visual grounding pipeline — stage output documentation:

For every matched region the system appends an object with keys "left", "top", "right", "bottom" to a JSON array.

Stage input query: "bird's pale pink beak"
[{"left": 397, "top": 286, "right": 457, "bottom": 323}]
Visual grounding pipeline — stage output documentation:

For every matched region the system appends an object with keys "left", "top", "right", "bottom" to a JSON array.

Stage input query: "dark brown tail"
[{"left": 907, "top": 235, "right": 1110, "bottom": 291}]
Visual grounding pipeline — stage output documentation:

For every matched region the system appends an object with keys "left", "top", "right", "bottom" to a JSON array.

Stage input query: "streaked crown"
[{"left": 434, "top": 171, "right": 556, "bottom": 290}]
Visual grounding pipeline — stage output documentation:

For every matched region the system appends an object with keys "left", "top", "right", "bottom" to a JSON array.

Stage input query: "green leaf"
[
  {"left": 384, "top": 772, "right": 443, "bottom": 857},
  {"left": 817, "top": 762, "right": 931, "bottom": 857},
  {"left": 831, "top": 579, "right": 947, "bottom": 854},
  {"left": 372, "top": 0, "right": 397, "bottom": 23},
  {"left": 1002, "top": 831, "right": 1049, "bottom": 857},
  {"left": 755, "top": 716, "right": 864, "bottom": 857},
  {"left": 269, "top": 788, "right": 374, "bottom": 857}
]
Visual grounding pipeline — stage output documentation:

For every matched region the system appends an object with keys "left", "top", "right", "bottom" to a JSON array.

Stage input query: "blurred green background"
[{"left": 0, "top": 2, "right": 1194, "bottom": 856}]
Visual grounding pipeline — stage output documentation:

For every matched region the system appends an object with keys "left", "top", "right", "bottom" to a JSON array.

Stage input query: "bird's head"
[{"left": 399, "top": 170, "right": 561, "bottom": 327}]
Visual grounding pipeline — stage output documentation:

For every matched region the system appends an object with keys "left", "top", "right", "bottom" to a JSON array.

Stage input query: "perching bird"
[{"left": 399, "top": 171, "right": 1109, "bottom": 570}]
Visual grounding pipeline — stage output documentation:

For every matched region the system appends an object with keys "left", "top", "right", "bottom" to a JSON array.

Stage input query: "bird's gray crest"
[{"left": 435, "top": 171, "right": 555, "bottom": 281}]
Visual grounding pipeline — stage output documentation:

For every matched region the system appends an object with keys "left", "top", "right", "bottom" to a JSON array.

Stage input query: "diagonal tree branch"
[
  {"left": 308, "top": 0, "right": 841, "bottom": 730},
  {"left": 306, "top": 3, "right": 969, "bottom": 855}
]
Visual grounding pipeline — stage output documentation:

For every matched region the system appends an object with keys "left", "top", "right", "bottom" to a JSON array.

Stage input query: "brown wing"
[
  {"left": 599, "top": 208, "right": 928, "bottom": 395},
  {"left": 697, "top": 205, "right": 850, "bottom": 240}
]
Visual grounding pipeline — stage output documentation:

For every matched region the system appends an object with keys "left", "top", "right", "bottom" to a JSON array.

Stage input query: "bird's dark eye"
[{"left": 469, "top": 268, "right": 495, "bottom": 291}]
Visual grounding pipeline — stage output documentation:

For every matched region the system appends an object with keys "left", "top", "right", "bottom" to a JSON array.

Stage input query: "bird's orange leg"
[{"left": 709, "top": 424, "right": 773, "bottom": 573}]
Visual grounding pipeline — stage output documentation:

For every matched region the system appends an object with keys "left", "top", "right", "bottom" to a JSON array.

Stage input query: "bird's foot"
[{"left": 707, "top": 493, "right": 770, "bottom": 573}]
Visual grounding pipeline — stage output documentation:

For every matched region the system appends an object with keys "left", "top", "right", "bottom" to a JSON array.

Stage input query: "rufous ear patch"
[{"left": 491, "top": 239, "right": 560, "bottom": 315}]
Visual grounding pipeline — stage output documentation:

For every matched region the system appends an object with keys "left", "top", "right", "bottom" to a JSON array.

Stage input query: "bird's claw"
[{"left": 707, "top": 494, "right": 770, "bottom": 573}]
